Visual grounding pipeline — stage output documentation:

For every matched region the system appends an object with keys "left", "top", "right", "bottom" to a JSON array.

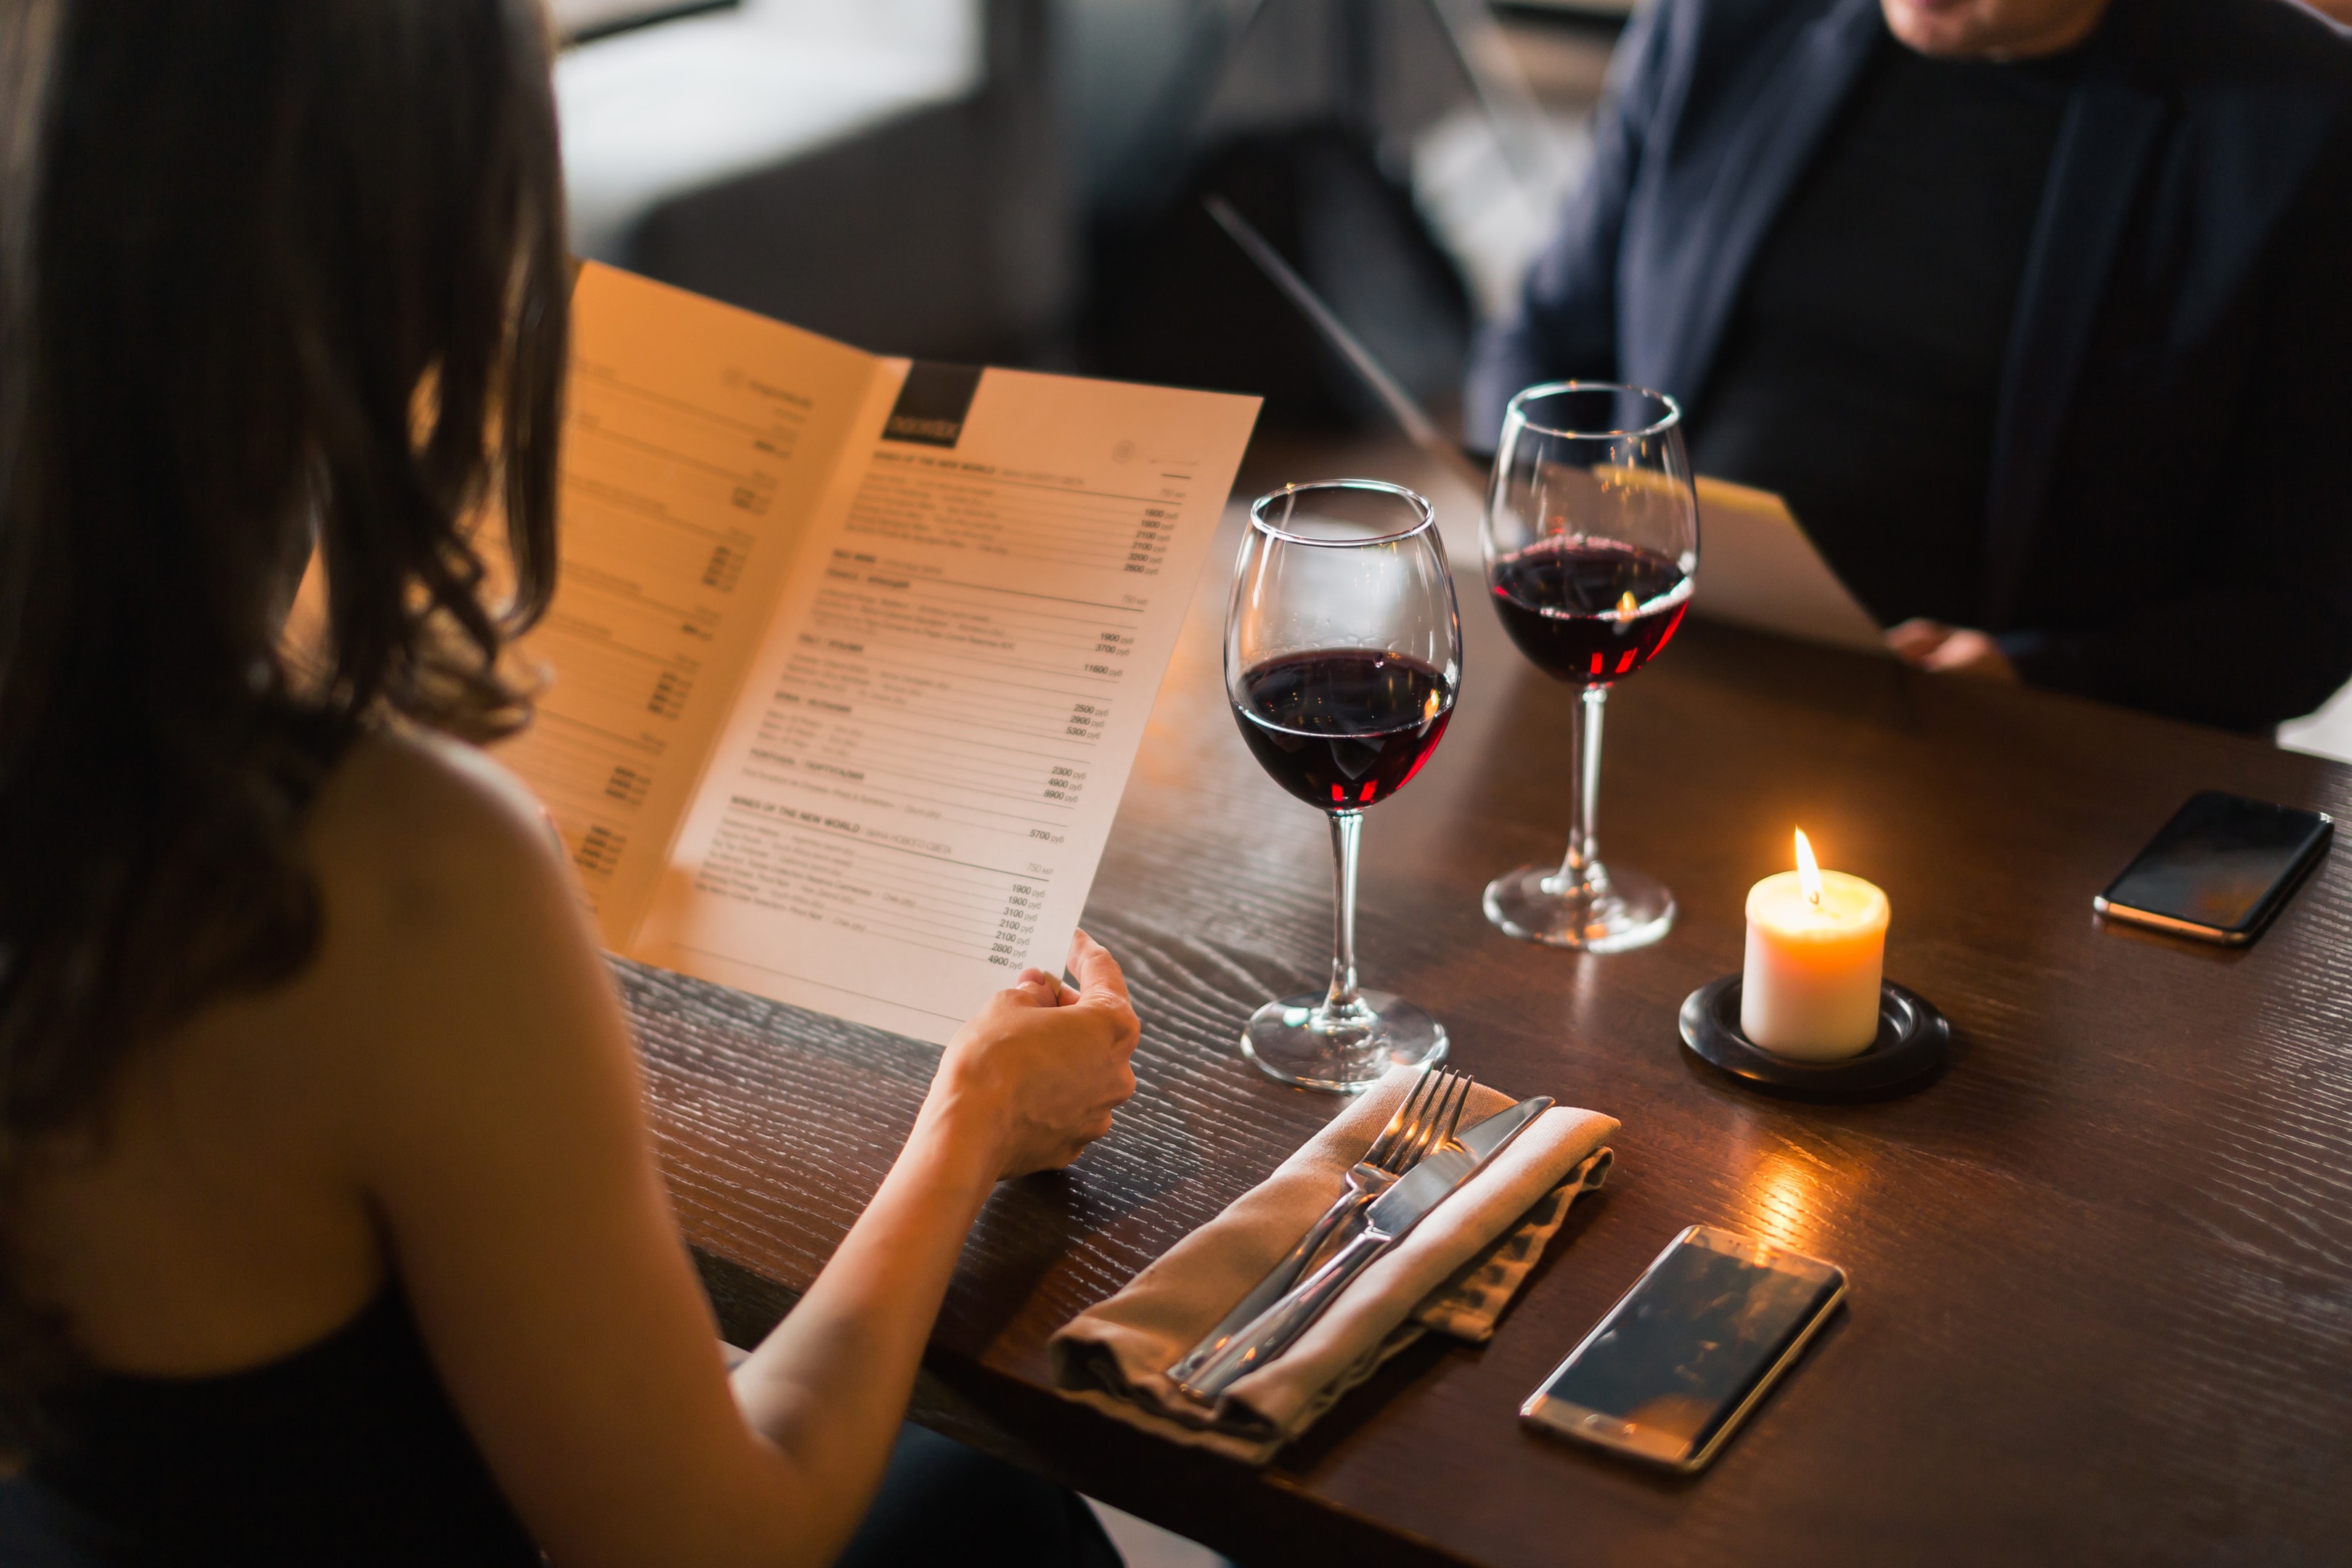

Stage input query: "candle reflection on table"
[{"left": 1744, "top": 1153, "right": 1821, "bottom": 1254}]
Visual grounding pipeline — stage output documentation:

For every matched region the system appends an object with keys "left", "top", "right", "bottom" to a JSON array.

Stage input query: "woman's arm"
[
  {"left": 313, "top": 737, "right": 1136, "bottom": 1568},
  {"left": 726, "top": 947, "right": 1136, "bottom": 1567}
]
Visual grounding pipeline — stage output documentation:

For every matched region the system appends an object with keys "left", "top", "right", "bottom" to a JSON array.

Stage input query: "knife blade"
[
  {"left": 1361, "top": 1090, "right": 1545, "bottom": 1233},
  {"left": 1175, "top": 1095, "right": 1553, "bottom": 1402}
]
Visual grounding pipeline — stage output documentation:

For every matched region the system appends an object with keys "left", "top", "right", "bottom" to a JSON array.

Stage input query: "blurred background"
[
  {"left": 542, "top": 0, "right": 2352, "bottom": 764},
  {"left": 548, "top": 0, "right": 1617, "bottom": 415}
]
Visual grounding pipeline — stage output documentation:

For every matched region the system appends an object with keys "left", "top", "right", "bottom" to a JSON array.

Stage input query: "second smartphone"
[{"left": 2092, "top": 790, "right": 2332, "bottom": 945}]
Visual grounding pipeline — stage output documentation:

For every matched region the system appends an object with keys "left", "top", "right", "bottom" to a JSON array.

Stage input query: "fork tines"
[
  {"left": 1368, "top": 1065, "right": 1472, "bottom": 1176},
  {"left": 1412, "top": 1071, "right": 1471, "bottom": 1163}
]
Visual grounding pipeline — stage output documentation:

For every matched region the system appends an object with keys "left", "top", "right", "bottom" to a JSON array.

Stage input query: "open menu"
[
  {"left": 1691, "top": 477, "right": 1885, "bottom": 654},
  {"left": 497, "top": 263, "right": 1260, "bottom": 1044}
]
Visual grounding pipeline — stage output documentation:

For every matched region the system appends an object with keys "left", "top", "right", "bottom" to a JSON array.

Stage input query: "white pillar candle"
[{"left": 1741, "top": 830, "right": 1889, "bottom": 1060}]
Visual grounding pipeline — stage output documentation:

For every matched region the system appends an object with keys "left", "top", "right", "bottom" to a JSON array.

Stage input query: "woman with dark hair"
[{"left": 0, "top": 2, "right": 1139, "bottom": 1563}]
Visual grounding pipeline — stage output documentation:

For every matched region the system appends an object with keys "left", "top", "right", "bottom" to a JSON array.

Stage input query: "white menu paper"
[
  {"left": 1691, "top": 476, "right": 1887, "bottom": 654},
  {"left": 499, "top": 263, "right": 1260, "bottom": 1043}
]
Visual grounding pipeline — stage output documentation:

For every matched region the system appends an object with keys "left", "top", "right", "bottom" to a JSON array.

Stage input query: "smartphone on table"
[
  {"left": 2093, "top": 791, "right": 2332, "bottom": 945},
  {"left": 1521, "top": 1225, "right": 1845, "bottom": 1474}
]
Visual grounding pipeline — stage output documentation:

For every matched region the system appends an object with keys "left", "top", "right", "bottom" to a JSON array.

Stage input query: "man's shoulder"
[{"left": 2125, "top": 0, "right": 2352, "bottom": 97}]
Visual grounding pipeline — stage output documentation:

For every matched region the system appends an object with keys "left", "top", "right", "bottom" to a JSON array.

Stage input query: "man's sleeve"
[
  {"left": 2001, "top": 118, "right": 2352, "bottom": 732},
  {"left": 1462, "top": 0, "right": 1679, "bottom": 449}
]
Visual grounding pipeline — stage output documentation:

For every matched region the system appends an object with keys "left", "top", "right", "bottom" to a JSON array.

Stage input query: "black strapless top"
[{"left": 15, "top": 1282, "right": 539, "bottom": 1565}]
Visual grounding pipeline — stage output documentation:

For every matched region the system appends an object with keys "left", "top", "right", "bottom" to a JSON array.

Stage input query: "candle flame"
[{"left": 1794, "top": 828, "right": 1822, "bottom": 905}]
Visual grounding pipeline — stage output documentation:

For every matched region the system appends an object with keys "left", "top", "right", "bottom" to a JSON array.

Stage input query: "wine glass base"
[
  {"left": 1483, "top": 863, "right": 1675, "bottom": 952},
  {"left": 1240, "top": 992, "right": 1449, "bottom": 1093}
]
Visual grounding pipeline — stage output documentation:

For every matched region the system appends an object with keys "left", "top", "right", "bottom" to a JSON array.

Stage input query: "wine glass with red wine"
[
  {"left": 1227, "top": 481, "right": 1462, "bottom": 1091},
  {"left": 1482, "top": 383, "right": 1697, "bottom": 951}
]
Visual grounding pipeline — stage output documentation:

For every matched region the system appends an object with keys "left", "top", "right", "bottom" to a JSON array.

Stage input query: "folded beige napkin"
[{"left": 1048, "top": 1067, "right": 1617, "bottom": 1464}]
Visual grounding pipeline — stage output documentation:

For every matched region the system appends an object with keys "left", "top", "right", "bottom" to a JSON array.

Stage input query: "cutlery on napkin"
[
  {"left": 1048, "top": 1066, "right": 1617, "bottom": 1464},
  {"left": 1175, "top": 1090, "right": 1553, "bottom": 1401},
  {"left": 1167, "top": 1063, "right": 1474, "bottom": 1391}
]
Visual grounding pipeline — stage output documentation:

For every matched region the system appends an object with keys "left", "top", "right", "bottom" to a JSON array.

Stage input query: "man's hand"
[
  {"left": 926, "top": 929, "right": 1140, "bottom": 1180},
  {"left": 1886, "top": 618, "right": 2020, "bottom": 682}
]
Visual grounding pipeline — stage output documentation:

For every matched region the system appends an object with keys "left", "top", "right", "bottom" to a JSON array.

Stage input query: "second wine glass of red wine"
[
  {"left": 1482, "top": 383, "right": 1698, "bottom": 952},
  {"left": 1228, "top": 481, "right": 1462, "bottom": 1092}
]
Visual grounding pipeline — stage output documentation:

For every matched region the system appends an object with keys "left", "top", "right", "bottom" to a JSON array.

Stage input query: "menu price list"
[{"left": 695, "top": 796, "right": 1049, "bottom": 970}]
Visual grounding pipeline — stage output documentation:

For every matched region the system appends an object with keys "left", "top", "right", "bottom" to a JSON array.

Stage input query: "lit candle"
[{"left": 1741, "top": 830, "right": 1889, "bottom": 1060}]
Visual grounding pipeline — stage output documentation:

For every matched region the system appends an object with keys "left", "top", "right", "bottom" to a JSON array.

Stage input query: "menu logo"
[{"left": 881, "top": 362, "right": 985, "bottom": 449}]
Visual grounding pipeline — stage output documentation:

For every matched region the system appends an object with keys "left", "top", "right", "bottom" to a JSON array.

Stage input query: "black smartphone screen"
[
  {"left": 2100, "top": 791, "right": 2332, "bottom": 935},
  {"left": 1538, "top": 1242, "right": 1839, "bottom": 1455}
]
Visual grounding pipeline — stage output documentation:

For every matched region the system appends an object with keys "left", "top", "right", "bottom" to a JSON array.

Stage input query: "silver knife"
[
  {"left": 1175, "top": 1094, "right": 1553, "bottom": 1403},
  {"left": 1167, "top": 1066, "right": 1459, "bottom": 1389}
]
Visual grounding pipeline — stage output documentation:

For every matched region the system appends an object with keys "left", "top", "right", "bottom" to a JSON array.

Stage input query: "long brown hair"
[{"left": 0, "top": 0, "right": 568, "bottom": 1447}]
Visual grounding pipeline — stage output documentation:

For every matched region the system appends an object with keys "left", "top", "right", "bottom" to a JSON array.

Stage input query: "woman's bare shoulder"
[
  {"left": 303, "top": 727, "right": 572, "bottom": 944},
  {"left": 4, "top": 734, "right": 602, "bottom": 1370},
  {"left": 284, "top": 727, "right": 628, "bottom": 1164}
]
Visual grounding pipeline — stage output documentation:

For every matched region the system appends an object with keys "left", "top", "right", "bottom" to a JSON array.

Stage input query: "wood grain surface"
[{"left": 621, "top": 487, "right": 2352, "bottom": 1567}]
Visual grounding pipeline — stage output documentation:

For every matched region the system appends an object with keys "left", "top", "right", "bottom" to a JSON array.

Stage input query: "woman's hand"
[
  {"left": 1886, "top": 618, "right": 2020, "bottom": 682},
  {"left": 925, "top": 929, "right": 1140, "bottom": 1180}
]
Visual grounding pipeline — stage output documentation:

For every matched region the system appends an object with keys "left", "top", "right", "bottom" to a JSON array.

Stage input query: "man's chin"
[
  {"left": 1879, "top": 0, "right": 1989, "bottom": 57},
  {"left": 1879, "top": 0, "right": 2112, "bottom": 59}
]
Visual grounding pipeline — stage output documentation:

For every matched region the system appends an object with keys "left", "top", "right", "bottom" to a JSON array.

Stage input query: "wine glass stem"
[
  {"left": 1558, "top": 685, "right": 1609, "bottom": 889},
  {"left": 1325, "top": 809, "right": 1365, "bottom": 1016}
]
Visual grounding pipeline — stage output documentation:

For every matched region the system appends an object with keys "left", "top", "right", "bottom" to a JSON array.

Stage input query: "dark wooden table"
[{"left": 621, "top": 490, "right": 2352, "bottom": 1567}]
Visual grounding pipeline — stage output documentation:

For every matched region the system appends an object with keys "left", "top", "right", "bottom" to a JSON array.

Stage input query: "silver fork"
[
  {"left": 1177, "top": 1074, "right": 1479, "bottom": 1402},
  {"left": 1167, "top": 1066, "right": 1470, "bottom": 1388}
]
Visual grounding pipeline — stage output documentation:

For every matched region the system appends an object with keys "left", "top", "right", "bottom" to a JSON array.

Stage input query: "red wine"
[
  {"left": 1490, "top": 536, "right": 1691, "bottom": 685},
  {"left": 1233, "top": 650, "right": 1455, "bottom": 811}
]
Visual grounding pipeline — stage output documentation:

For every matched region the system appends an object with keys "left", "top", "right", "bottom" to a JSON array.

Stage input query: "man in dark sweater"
[{"left": 1467, "top": 0, "right": 2352, "bottom": 731}]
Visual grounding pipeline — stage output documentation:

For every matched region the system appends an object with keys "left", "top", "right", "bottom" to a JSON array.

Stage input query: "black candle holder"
[{"left": 1678, "top": 975, "right": 1948, "bottom": 1098}]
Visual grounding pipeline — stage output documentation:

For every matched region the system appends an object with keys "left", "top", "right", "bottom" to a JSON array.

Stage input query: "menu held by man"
[{"left": 499, "top": 263, "right": 1261, "bottom": 1042}]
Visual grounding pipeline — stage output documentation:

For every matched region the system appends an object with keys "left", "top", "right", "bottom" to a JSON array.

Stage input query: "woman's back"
[
  {"left": 9, "top": 736, "right": 585, "bottom": 1563},
  {"left": 0, "top": 0, "right": 573, "bottom": 1509},
  {"left": 12, "top": 736, "right": 552, "bottom": 1384},
  {"left": 0, "top": 7, "right": 1142, "bottom": 1563}
]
